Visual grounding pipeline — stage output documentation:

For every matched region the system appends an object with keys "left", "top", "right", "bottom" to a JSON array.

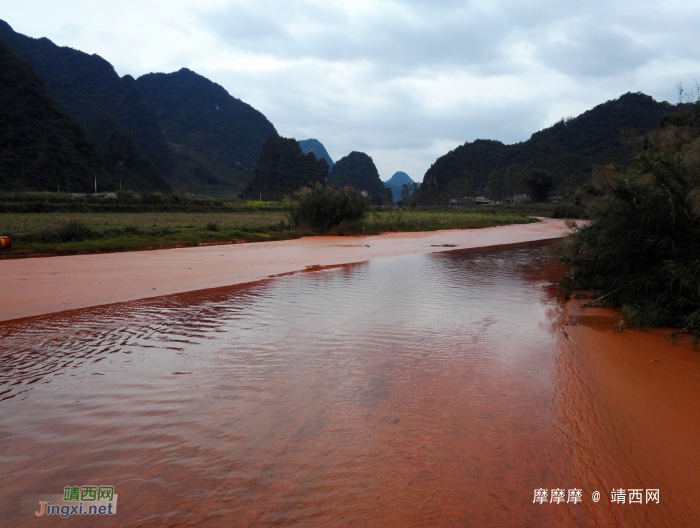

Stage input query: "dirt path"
[{"left": 0, "top": 218, "right": 572, "bottom": 321}]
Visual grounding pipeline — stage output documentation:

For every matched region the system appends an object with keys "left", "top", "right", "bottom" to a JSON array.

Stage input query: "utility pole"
[
  {"left": 94, "top": 174, "right": 97, "bottom": 194},
  {"left": 120, "top": 179, "right": 122, "bottom": 191},
  {"left": 259, "top": 191, "right": 261, "bottom": 202}
]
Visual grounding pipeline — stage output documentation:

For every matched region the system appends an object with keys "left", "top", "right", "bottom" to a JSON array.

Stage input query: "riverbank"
[
  {"left": 0, "top": 209, "right": 537, "bottom": 258},
  {"left": 554, "top": 299, "right": 700, "bottom": 526},
  {"left": 1, "top": 218, "right": 571, "bottom": 321}
]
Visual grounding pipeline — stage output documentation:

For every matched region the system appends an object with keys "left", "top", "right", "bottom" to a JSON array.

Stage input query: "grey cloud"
[
  {"left": 200, "top": 0, "right": 700, "bottom": 78},
  {"left": 200, "top": 1, "right": 520, "bottom": 71},
  {"left": 13, "top": 0, "right": 700, "bottom": 182},
  {"left": 194, "top": 0, "right": 700, "bottom": 179},
  {"left": 535, "top": 27, "right": 656, "bottom": 78}
]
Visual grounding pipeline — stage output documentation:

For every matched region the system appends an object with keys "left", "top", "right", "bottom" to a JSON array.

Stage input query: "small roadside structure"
[
  {"left": 506, "top": 194, "right": 530, "bottom": 204},
  {"left": 449, "top": 197, "right": 476, "bottom": 207}
]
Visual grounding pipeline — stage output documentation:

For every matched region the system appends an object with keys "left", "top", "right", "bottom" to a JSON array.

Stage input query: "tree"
[
  {"left": 318, "top": 157, "right": 329, "bottom": 181},
  {"left": 383, "top": 187, "right": 394, "bottom": 205},
  {"left": 524, "top": 170, "right": 553, "bottom": 202}
]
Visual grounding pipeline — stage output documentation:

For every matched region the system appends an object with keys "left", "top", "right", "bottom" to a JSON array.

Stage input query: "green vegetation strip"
[
  {"left": 0, "top": 208, "right": 536, "bottom": 257},
  {"left": 365, "top": 210, "right": 536, "bottom": 235}
]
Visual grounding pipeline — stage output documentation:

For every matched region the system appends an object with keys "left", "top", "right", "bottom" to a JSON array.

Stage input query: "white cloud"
[{"left": 3, "top": 0, "right": 700, "bottom": 180}]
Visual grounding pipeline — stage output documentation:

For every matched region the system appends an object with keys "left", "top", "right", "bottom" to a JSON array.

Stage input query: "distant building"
[
  {"left": 449, "top": 197, "right": 476, "bottom": 206},
  {"left": 506, "top": 193, "right": 530, "bottom": 204},
  {"left": 474, "top": 196, "right": 491, "bottom": 205}
]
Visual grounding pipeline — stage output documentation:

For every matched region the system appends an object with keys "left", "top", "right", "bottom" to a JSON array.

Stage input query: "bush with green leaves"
[
  {"left": 288, "top": 184, "right": 368, "bottom": 234},
  {"left": 556, "top": 104, "right": 700, "bottom": 343}
]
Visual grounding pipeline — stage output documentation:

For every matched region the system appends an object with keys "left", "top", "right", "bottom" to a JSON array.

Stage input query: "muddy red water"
[{"left": 1, "top": 241, "right": 697, "bottom": 527}]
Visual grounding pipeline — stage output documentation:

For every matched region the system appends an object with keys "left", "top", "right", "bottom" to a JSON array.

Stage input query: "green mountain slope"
[
  {"left": 137, "top": 69, "right": 277, "bottom": 193},
  {"left": 243, "top": 135, "right": 328, "bottom": 201},
  {"left": 329, "top": 152, "right": 385, "bottom": 204},
  {"left": 0, "top": 40, "right": 106, "bottom": 192},
  {"left": 416, "top": 92, "right": 673, "bottom": 204},
  {"left": 0, "top": 20, "right": 174, "bottom": 181},
  {"left": 88, "top": 112, "right": 169, "bottom": 190}
]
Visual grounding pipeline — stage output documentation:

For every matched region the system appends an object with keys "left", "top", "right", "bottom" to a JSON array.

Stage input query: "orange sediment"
[
  {"left": 553, "top": 299, "right": 700, "bottom": 526},
  {"left": 3, "top": 237, "right": 697, "bottom": 526},
  {"left": 0, "top": 219, "right": 571, "bottom": 321}
]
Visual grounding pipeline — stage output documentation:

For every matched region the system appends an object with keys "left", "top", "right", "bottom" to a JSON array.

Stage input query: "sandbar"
[{"left": 0, "top": 218, "right": 572, "bottom": 321}]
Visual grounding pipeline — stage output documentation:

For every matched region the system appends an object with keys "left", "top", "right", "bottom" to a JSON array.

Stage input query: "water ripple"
[{"left": 0, "top": 242, "right": 567, "bottom": 527}]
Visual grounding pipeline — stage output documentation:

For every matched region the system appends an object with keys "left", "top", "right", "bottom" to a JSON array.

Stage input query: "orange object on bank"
[{"left": 0, "top": 236, "right": 11, "bottom": 250}]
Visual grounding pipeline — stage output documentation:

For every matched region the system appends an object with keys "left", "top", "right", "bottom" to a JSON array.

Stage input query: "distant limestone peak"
[
  {"left": 298, "top": 139, "right": 334, "bottom": 169},
  {"left": 385, "top": 171, "right": 414, "bottom": 186},
  {"left": 383, "top": 171, "right": 415, "bottom": 203}
]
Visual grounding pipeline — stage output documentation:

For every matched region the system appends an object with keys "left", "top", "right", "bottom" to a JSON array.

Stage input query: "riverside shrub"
[
  {"left": 556, "top": 106, "right": 700, "bottom": 342},
  {"left": 289, "top": 184, "right": 368, "bottom": 234}
]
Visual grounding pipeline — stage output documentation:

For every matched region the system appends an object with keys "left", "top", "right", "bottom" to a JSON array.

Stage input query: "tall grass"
[{"left": 556, "top": 107, "right": 700, "bottom": 342}]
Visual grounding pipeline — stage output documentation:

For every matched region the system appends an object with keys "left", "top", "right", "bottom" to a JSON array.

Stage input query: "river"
[{"left": 1, "top": 241, "right": 696, "bottom": 526}]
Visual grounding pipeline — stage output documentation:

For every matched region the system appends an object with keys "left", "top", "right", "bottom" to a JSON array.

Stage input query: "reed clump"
[{"left": 556, "top": 103, "right": 700, "bottom": 343}]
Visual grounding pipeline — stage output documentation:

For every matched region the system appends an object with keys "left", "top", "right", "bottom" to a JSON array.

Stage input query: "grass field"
[
  {"left": 365, "top": 209, "right": 537, "bottom": 234},
  {"left": 0, "top": 207, "right": 539, "bottom": 258}
]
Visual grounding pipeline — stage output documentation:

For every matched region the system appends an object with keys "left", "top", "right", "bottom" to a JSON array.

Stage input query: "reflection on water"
[{"left": 1, "top": 242, "right": 580, "bottom": 527}]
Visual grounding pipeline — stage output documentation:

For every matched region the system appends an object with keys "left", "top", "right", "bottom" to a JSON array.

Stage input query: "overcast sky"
[{"left": 3, "top": 0, "right": 699, "bottom": 181}]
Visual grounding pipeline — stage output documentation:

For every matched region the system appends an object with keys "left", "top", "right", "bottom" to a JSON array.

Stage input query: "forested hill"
[
  {"left": 329, "top": 152, "right": 385, "bottom": 205},
  {"left": 416, "top": 92, "right": 673, "bottom": 204},
  {"left": 298, "top": 139, "right": 334, "bottom": 169},
  {"left": 243, "top": 135, "right": 328, "bottom": 201},
  {"left": 0, "top": 20, "right": 174, "bottom": 179},
  {"left": 137, "top": 69, "right": 277, "bottom": 192},
  {"left": 0, "top": 20, "right": 276, "bottom": 194},
  {"left": 0, "top": 41, "right": 105, "bottom": 192}
]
